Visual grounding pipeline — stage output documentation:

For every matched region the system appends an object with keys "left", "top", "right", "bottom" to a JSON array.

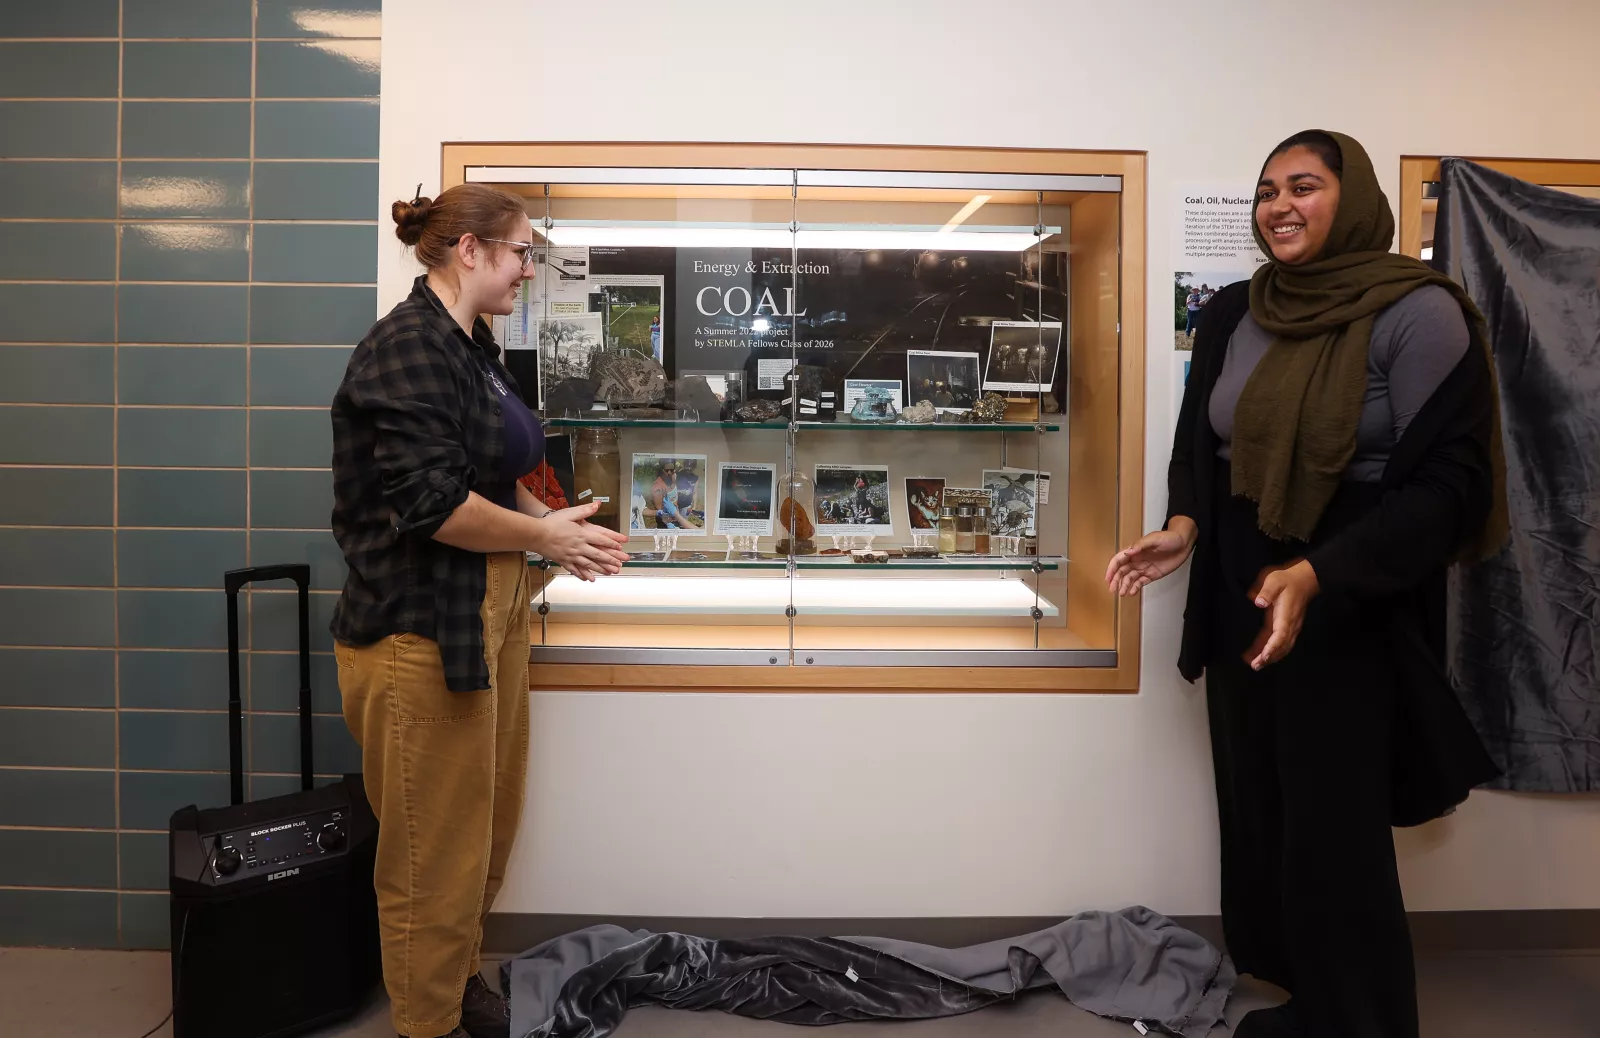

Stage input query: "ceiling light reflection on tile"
[
  {"left": 128, "top": 224, "right": 249, "bottom": 253},
  {"left": 292, "top": 11, "right": 381, "bottom": 37},
  {"left": 306, "top": 39, "right": 380, "bottom": 75},
  {"left": 120, "top": 177, "right": 235, "bottom": 217}
]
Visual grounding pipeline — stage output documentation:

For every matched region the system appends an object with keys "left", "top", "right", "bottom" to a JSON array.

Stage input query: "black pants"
[{"left": 1206, "top": 621, "right": 1418, "bottom": 1038}]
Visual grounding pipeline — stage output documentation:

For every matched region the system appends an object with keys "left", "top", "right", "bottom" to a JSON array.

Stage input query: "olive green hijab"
[{"left": 1232, "top": 130, "right": 1507, "bottom": 561}]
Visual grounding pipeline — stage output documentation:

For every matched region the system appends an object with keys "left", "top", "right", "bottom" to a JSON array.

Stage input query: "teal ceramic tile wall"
[
  {"left": 123, "top": 0, "right": 254, "bottom": 40},
  {"left": 118, "top": 469, "right": 248, "bottom": 528},
  {"left": 122, "top": 42, "right": 253, "bottom": 99},
  {"left": 0, "top": 0, "right": 382, "bottom": 951},
  {"left": 0, "top": 649, "right": 116, "bottom": 708}
]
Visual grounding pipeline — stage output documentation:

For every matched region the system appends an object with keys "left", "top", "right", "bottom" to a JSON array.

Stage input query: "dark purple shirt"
[{"left": 482, "top": 360, "right": 543, "bottom": 508}]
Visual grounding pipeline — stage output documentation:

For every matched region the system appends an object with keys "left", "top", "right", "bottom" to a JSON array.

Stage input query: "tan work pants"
[{"left": 336, "top": 552, "right": 530, "bottom": 1038}]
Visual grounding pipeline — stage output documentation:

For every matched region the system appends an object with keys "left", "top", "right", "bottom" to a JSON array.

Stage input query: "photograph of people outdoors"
[
  {"left": 629, "top": 454, "right": 707, "bottom": 534},
  {"left": 588, "top": 278, "right": 665, "bottom": 364},
  {"left": 814, "top": 465, "right": 892, "bottom": 535},
  {"left": 1173, "top": 271, "right": 1249, "bottom": 350}
]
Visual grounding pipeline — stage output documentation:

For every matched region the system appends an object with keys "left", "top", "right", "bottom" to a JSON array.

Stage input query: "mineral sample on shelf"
[
  {"left": 793, "top": 365, "right": 841, "bottom": 418},
  {"left": 669, "top": 375, "right": 724, "bottom": 418},
  {"left": 898, "top": 399, "right": 938, "bottom": 425},
  {"left": 963, "top": 392, "right": 1008, "bottom": 423},
  {"left": 544, "top": 377, "right": 598, "bottom": 417},
  {"left": 590, "top": 352, "right": 666, "bottom": 408},
  {"left": 733, "top": 399, "right": 783, "bottom": 423}
]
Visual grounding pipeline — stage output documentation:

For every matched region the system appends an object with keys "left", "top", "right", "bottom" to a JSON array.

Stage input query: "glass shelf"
[
  {"left": 532, "top": 555, "right": 1063, "bottom": 572},
  {"left": 544, "top": 418, "right": 1061, "bottom": 433}
]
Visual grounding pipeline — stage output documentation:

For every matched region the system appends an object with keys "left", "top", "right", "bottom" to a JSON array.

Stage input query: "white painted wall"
[{"left": 380, "top": 0, "right": 1600, "bottom": 917}]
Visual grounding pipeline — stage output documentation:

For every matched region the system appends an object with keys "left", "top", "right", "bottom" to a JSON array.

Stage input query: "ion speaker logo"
[{"left": 267, "top": 868, "right": 301, "bottom": 882}]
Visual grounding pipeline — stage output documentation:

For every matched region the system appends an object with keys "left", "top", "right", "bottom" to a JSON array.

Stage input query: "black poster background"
[{"left": 578, "top": 245, "right": 1068, "bottom": 402}]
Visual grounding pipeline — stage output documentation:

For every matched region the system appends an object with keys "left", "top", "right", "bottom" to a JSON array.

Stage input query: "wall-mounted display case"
[{"left": 441, "top": 144, "right": 1145, "bottom": 691}]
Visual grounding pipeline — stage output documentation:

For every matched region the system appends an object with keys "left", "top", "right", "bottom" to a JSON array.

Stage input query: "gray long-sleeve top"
[{"left": 1209, "top": 285, "right": 1471, "bottom": 482}]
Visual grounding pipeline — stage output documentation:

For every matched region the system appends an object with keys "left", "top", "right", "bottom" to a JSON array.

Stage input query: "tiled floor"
[{"left": 2, "top": 947, "right": 1596, "bottom": 1037}]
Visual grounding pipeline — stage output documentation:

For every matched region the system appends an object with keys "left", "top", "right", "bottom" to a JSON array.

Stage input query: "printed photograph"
[
  {"left": 814, "top": 464, "right": 893, "bottom": 535},
  {"left": 983, "top": 321, "right": 1062, "bottom": 392},
  {"left": 588, "top": 276, "right": 665, "bottom": 364},
  {"left": 1173, "top": 271, "right": 1250, "bottom": 350},
  {"left": 629, "top": 453, "right": 708, "bottom": 535},
  {"left": 906, "top": 350, "right": 981, "bottom": 413},
  {"left": 535, "top": 312, "right": 604, "bottom": 407},
  {"left": 714, "top": 462, "right": 778, "bottom": 537},
  {"left": 981, "top": 469, "right": 1044, "bottom": 536},
  {"left": 903, "top": 477, "right": 946, "bottom": 531}
]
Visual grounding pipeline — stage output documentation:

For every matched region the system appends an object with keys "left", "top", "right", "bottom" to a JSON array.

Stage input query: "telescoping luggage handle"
[{"left": 224, "top": 564, "right": 312, "bottom": 807}]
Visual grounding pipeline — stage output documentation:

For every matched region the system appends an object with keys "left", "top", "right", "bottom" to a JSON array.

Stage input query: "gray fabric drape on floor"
[
  {"left": 1433, "top": 157, "right": 1600, "bottom": 792},
  {"left": 502, "top": 907, "right": 1235, "bottom": 1038}
]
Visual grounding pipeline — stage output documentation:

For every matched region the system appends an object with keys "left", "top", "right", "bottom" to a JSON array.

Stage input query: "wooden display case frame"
[
  {"left": 1399, "top": 155, "right": 1600, "bottom": 258},
  {"left": 440, "top": 142, "right": 1147, "bottom": 693}
]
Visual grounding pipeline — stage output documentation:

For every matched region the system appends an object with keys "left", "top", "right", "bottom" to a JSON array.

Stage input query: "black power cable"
[{"left": 130, "top": 840, "right": 214, "bottom": 1038}]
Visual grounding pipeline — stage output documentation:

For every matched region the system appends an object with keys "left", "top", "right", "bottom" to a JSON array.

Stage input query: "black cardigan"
[{"left": 1166, "top": 281, "right": 1500, "bottom": 826}]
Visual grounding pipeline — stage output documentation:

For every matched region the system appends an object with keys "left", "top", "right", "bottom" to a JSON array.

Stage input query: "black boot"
[{"left": 460, "top": 973, "right": 511, "bottom": 1038}]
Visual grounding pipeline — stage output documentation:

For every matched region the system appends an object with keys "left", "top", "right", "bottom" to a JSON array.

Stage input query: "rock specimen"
[
  {"left": 733, "top": 399, "right": 783, "bottom": 423},
  {"left": 898, "top": 399, "right": 938, "bottom": 425},
  {"left": 963, "top": 392, "right": 1008, "bottom": 423},
  {"left": 590, "top": 352, "right": 666, "bottom": 408},
  {"left": 669, "top": 375, "right": 724, "bottom": 418},
  {"left": 544, "top": 377, "right": 598, "bottom": 417}
]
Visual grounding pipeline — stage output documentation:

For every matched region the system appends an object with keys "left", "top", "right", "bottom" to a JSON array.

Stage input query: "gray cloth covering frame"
[
  {"left": 502, "top": 906, "right": 1235, "bottom": 1038},
  {"left": 1433, "top": 157, "right": 1600, "bottom": 792}
]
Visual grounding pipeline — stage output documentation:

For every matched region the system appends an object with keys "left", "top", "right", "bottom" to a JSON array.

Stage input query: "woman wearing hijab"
[{"left": 1106, "top": 131, "right": 1506, "bottom": 1037}]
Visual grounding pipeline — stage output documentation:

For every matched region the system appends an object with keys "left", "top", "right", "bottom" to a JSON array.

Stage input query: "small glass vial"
[
  {"left": 937, "top": 507, "right": 958, "bottom": 554},
  {"left": 954, "top": 506, "right": 976, "bottom": 553},
  {"left": 973, "top": 506, "right": 991, "bottom": 555}
]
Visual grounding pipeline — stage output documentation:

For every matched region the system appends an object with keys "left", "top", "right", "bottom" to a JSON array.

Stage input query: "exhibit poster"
[
  {"left": 714, "top": 462, "right": 777, "bottom": 537},
  {"left": 533, "top": 312, "right": 603, "bottom": 410},
  {"left": 629, "top": 453, "right": 708, "bottom": 535},
  {"left": 905, "top": 350, "right": 981, "bottom": 414},
  {"left": 982, "top": 321, "right": 1062, "bottom": 393},
  {"left": 504, "top": 280, "right": 536, "bottom": 350},
  {"left": 982, "top": 468, "right": 1049, "bottom": 537},
  {"left": 903, "top": 476, "right": 945, "bottom": 530},
  {"left": 1171, "top": 181, "right": 1267, "bottom": 432},
  {"left": 1173, "top": 182, "right": 1268, "bottom": 352},
  {"left": 670, "top": 246, "right": 1067, "bottom": 384},
  {"left": 536, "top": 245, "right": 591, "bottom": 314},
  {"left": 814, "top": 464, "right": 893, "bottom": 536}
]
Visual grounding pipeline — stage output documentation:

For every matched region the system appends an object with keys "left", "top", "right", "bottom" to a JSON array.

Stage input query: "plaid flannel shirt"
[{"left": 330, "top": 275, "right": 525, "bottom": 692}]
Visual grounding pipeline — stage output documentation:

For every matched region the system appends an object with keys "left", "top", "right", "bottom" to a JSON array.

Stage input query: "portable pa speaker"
[{"left": 168, "top": 565, "right": 380, "bottom": 1038}]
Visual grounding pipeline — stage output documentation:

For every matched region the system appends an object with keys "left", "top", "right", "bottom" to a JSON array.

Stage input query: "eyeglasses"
[{"left": 447, "top": 235, "right": 539, "bottom": 269}]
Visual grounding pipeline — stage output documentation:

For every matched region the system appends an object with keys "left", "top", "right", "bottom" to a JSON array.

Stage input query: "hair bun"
[{"left": 391, "top": 196, "right": 432, "bottom": 247}]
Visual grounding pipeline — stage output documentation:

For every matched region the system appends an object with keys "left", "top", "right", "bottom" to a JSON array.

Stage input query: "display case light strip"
[
  {"left": 541, "top": 574, "right": 1061, "bottom": 618},
  {"left": 540, "top": 223, "right": 1057, "bottom": 252}
]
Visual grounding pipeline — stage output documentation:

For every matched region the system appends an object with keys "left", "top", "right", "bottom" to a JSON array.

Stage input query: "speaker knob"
[
  {"left": 317, "top": 826, "right": 346, "bottom": 852},
  {"left": 214, "top": 845, "right": 243, "bottom": 876}
]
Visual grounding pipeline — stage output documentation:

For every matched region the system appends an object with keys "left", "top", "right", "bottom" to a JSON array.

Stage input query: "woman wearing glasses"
[{"left": 330, "top": 184, "right": 629, "bottom": 1038}]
